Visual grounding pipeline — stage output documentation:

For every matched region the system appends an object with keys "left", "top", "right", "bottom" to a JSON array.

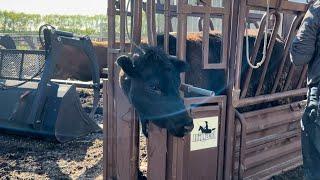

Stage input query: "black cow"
[
  {"left": 116, "top": 46, "right": 194, "bottom": 137},
  {"left": 157, "top": 32, "right": 305, "bottom": 112}
]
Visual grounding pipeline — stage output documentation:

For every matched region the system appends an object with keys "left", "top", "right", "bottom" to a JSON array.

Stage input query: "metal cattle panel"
[
  {"left": 233, "top": 101, "right": 305, "bottom": 179},
  {"left": 232, "top": 0, "right": 310, "bottom": 107},
  {"left": 181, "top": 96, "right": 226, "bottom": 180},
  {"left": 144, "top": 96, "right": 226, "bottom": 180},
  {"left": 228, "top": 2, "right": 309, "bottom": 177}
]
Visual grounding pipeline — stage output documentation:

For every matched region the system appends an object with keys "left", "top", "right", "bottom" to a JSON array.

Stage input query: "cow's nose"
[{"left": 184, "top": 118, "right": 194, "bottom": 134}]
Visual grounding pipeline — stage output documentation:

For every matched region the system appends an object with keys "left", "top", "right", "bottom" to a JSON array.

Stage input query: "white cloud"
[{"left": 0, "top": 0, "right": 108, "bottom": 15}]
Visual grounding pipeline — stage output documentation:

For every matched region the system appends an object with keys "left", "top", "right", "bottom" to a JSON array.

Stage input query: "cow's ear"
[
  {"left": 116, "top": 55, "right": 138, "bottom": 77},
  {"left": 169, "top": 56, "right": 190, "bottom": 72}
]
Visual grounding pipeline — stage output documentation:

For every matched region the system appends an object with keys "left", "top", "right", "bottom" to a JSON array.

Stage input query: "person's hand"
[{"left": 305, "top": 104, "right": 318, "bottom": 122}]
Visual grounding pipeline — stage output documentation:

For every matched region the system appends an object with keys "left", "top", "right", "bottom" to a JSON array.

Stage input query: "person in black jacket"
[{"left": 290, "top": 1, "right": 320, "bottom": 179}]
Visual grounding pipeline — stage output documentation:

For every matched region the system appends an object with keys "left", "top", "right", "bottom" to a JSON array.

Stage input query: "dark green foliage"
[{"left": 0, "top": 10, "right": 107, "bottom": 36}]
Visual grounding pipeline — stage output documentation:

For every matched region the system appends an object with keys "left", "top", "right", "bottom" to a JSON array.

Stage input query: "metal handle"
[{"left": 180, "top": 83, "right": 215, "bottom": 96}]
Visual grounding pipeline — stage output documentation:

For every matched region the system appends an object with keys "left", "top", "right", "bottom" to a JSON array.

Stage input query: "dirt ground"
[
  {"left": 0, "top": 90, "right": 304, "bottom": 180},
  {"left": 0, "top": 89, "right": 104, "bottom": 180}
]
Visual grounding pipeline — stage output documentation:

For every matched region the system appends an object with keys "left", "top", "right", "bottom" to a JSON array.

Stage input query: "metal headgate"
[
  {"left": 228, "top": 0, "right": 312, "bottom": 179},
  {"left": 105, "top": 0, "right": 311, "bottom": 179},
  {"left": 105, "top": 0, "right": 229, "bottom": 179}
]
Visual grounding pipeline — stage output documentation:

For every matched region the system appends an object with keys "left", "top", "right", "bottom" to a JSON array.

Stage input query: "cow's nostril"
[{"left": 184, "top": 123, "right": 194, "bottom": 133}]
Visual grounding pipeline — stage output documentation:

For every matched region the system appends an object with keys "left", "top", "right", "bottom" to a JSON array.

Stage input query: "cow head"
[{"left": 117, "top": 46, "right": 194, "bottom": 137}]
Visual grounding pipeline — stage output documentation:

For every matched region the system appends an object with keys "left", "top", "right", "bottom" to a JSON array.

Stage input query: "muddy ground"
[{"left": 0, "top": 89, "right": 303, "bottom": 179}]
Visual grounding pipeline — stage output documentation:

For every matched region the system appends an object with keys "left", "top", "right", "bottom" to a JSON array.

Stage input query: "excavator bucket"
[
  {"left": 0, "top": 27, "right": 102, "bottom": 142},
  {"left": 0, "top": 35, "right": 16, "bottom": 49}
]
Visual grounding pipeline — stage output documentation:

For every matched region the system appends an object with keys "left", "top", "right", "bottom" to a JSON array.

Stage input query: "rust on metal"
[
  {"left": 106, "top": 0, "right": 117, "bottom": 178},
  {"left": 120, "top": 0, "right": 126, "bottom": 51}
]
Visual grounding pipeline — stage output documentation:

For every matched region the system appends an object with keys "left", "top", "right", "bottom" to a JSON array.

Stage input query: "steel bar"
[
  {"left": 181, "top": 4, "right": 225, "bottom": 15},
  {"left": 140, "top": 2, "right": 261, "bottom": 21},
  {"left": 220, "top": 0, "right": 231, "bottom": 70},
  {"left": 120, "top": 0, "right": 126, "bottom": 51},
  {"left": 234, "top": 88, "right": 307, "bottom": 108},
  {"left": 235, "top": 110, "right": 247, "bottom": 180},
  {"left": 19, "top": 53, "right": 24, "bottom": 80},
  {"left": 247, "top": 0, "right": 308, "bottom": 13},
  {"left": 255, "top": 11, "right": 281, "bottom": 96},
  {"left": 271, "top": 13, "right": 305, "bottom": 93},
  {"left": 241, "top": 12, "right": 268, "bottom": 98},
  {"left": 282, "top": 1, "right": 315, "bottom": 91},
  {"left": 202, "top": 12, "right": 210, "bottom": 70},
  {"left": 152, "top": 0, "right": 157, "bottom": 45},
  {"left": 297, "top": 65, "right": 308, "bottom": 89},
  {"left": 224, "top": 0, "right": 241, "bottom": 178},
  {"left": 0, "top": 50, "right": 3, "bottom": 77},
  {"left": 166, "top": 0, "right": 188, "bottom": 179},
  {"left": 19, "top": 78, "right": 105, "bottom": 88},
  {"left": 146, "top": 0, "right": 157, "bottom": 46},
  {"left": 198, "top": 17, "right": 215, "bottom": 31},
  {"left": 147, "top": 123, "right": 167, "bottom": 180},
  {"left": 245, "top": 140, "right": 301, "bottom": 169},
  {"left": 106, "top": 0, "right": 117, "bottom": 177},
  {"left": 26, "top": 34, "right": 62, "bottom": 127},
  {"left": 102, "top": 79, "right": 108, "bottom": 178},
  {"left": 246, "top": 156, "right": 302, "bottom": 179},
  {"left": 180, "top": 83, "right": 215, "bottom": 96},
  {"left": 234, "top": 0, "right": 247, "bottom": 91},
  {"left": 164, "top": 0, "right": 171, "bottom": 53}
]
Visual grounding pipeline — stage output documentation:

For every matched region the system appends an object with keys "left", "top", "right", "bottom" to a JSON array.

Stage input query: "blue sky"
[{"left": 0, "top": 0, "right": 108, "bottom": 15}]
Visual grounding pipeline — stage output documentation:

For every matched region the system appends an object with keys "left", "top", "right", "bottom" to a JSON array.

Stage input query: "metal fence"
[{"left": 104, "top": 0, "right": 311, "bottom": 179}]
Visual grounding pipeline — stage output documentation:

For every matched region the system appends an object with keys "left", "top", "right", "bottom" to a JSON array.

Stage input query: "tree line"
[
  {"left": 0, "top": 10, "right": 157, "bottom": 39},
  {"left": 0, "top": 10, "right": 108, "bottom": 36}
]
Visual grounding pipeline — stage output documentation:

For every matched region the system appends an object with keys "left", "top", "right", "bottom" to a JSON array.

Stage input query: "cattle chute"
[{"left": 0, "top": 27, "right": 101, "bottom": 143}]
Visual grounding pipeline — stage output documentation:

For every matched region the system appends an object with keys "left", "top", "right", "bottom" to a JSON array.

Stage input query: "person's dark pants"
[{"left": 301, "top": 87, "right": 320, "bottom": 180}]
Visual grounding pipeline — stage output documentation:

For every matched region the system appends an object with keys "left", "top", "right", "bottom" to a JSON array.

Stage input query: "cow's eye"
[
  {"left": 149, "top": 82, "right": 162, "bottom": 94},
  {"left": 150, "top": 85, "right": 158, "bottom": 90},
  {"left": 150, "top": 84, "right": 160, "bottom": 91}
]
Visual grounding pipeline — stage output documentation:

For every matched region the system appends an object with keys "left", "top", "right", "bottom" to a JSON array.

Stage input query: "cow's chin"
[{"left": 165, "top": 116, "right": 194, "bottom": 137}]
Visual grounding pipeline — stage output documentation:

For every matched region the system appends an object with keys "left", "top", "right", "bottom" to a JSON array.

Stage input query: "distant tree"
[{"left": 0, "top": 10, "right": 108, "bottom": 36}]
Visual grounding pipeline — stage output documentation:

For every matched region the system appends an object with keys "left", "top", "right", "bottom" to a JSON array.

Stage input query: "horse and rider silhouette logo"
[
  {"left": 198, "top": 121, "right": 215, "bottom": 134},
  {"left": 191, "top": 117, "right": 219, "bottom": 150}
]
